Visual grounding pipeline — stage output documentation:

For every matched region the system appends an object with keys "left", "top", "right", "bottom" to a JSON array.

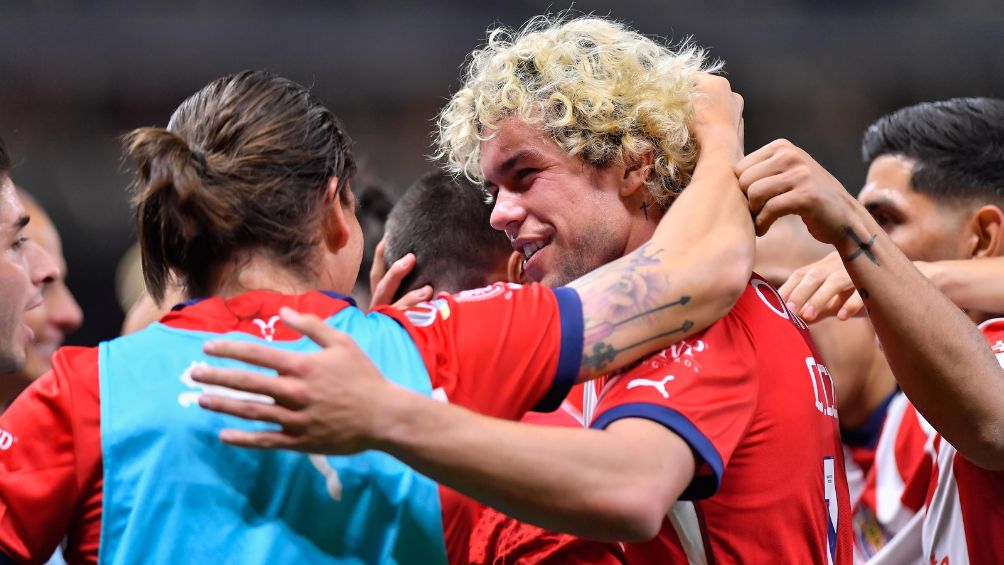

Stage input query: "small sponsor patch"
[{"left": 403, "top": 298, "right": 450, "bottom": 328}]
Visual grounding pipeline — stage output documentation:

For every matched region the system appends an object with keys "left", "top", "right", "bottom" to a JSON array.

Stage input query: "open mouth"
[{"left": 520, "top": 239, "right": 549, "bottom": 262}]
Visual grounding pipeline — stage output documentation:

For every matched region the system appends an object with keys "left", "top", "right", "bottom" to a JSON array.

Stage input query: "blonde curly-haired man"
[{"left": 436, "top": 15, "right": 853, "bottom": 564}]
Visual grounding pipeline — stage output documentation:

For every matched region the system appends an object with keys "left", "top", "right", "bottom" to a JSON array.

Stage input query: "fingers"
[
  {"left": 779, "top": 253, "right": 854, "bottom": 321},
  {"left": 750, "top": 192, "right": 795, "bottom": 236},
  {"left": 370, "top": 253, "right": 417, "bottom": 310},
  {"left": 279, "top": 308, "right": 350, "bottom": 349},
  {"left": 691, "top": 74, "right": 744, "bottom": 157},
  {"left": 199, "top": 394, "right": 306, "bottom": 432},
  {"left": 217, "top": 429, "right": 307, "bottom": 450},
  {"left": 191, "top": 365, "right": 304, "bottom": 408},
  {"left": 369, "top": 238, "right": 389, "bottom": 295},
  {"left": 781, "top": 270, "right": 827, "bottom": 316},
  {"left": 392, "top": 285, "right": 433, "bottom": 309},
  {"left": 838, "top": 292, "right": 866, "bottom": 320},
  {"left": 743, "top": 173, "right": 791, "bottom": 218},
  {"left": 203, "top": 339, "right": 304, "bottom": 375},
  {"left": 736, "top": 139, "right": 786, "bottom": 178},
  {"left": 799, "top": 277, "right": 855, "bottom": 323}
]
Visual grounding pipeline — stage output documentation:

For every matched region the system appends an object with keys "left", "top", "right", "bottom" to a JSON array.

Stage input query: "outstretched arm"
[
  {"left": 915, "top": 257, "right": 1004, "bottom": 316},
  {"left": 738, "top": 139, "right": 1004, "bottom": 469},
  {"left": 197, "top": 311, "right": 692, "bottom": 540}
]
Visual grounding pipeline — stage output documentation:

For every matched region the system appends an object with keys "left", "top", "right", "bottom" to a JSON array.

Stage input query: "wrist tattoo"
[{"left": 842, "top": 226, "right": 880, "bottom": 266}]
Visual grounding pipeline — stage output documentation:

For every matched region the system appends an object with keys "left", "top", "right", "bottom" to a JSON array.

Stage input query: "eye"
[
  {"left": 871, "top": 211, "right": 896, "bottom": 231},
  {"left": 515, "top": 168, "right": 538, "bottom": 181},
  {"left": 11, "top": 236, "right": 27, "bottom": 250},
  {"left": 866, "top": 205, "right": 899, "bottom": 232}
]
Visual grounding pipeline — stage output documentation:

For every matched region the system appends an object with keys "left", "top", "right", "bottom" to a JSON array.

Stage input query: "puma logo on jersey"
[
  {"left": 177, "top": 361, "right": 275, "bottom": 408},
  {"left": 252, "top": 315, "right": 281, "bottom": 341},
  {"left": 626, "top": 375, "right": 675, "bottom": 398}
]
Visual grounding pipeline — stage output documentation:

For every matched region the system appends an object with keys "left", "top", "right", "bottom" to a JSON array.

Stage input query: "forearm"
[
  {"left": 836, "top": 205, "right": 1004, "bottom": 468},
  {"left": 375, "top": 387, "right": 689, "bottom": 541},
  {"left": 570, "top": 148, "right": 754, "bottom": 380},
  {"left": 923, "top": 257, "right": 1004, "bottom": 315}
]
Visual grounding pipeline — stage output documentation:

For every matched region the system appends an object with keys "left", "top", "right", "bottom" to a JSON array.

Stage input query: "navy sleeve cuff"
[
  {"left": 591, "top": 402, "right": 724, "bottom": 500},
  {"left": 533, "top": 286, "right": 584, "bottom": 412}
]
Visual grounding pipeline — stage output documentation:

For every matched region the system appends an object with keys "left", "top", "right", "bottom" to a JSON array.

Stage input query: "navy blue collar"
[{"left": 840, "top": 389, "right": 899, "bottom": 448}]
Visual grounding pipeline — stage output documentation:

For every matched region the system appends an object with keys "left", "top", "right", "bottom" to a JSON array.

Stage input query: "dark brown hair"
[
  {"left": 124, "top": 71, "right": 356, "bottom": 303},
  {"left": 383, "top": 170, "right": 511, "bottom": 300}
]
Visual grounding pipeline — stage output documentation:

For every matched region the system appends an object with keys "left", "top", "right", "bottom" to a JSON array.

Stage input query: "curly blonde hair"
[{"left": 435, "top": 15, "right": 721, "bottom": 208}]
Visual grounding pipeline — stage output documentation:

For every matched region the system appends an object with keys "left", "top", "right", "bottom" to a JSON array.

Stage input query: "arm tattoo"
[
  {"left": 842, "top": 226, "right": 880, "bottom": 266},
  {"left": 583, "top": 320, "right": 694, "bottom": 371},
  {"left": 575, "top": 243, "right": 694, "bottom": 372}
]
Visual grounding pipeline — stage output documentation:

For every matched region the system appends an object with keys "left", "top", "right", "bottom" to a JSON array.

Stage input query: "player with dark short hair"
[
  {"left": 739, "top": 97, "right": 1004, "bottom": 563},
  {"left": 382, "top": 170, "right": 511, "bottom": 301}
]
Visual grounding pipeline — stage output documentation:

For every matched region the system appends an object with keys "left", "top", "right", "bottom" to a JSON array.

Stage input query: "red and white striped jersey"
[
  {"left": 848, "top": 392, "right": 935, "bottom": 563},
  {"left": 918, "top": 318, "right": 1004, "bottom": 565}
]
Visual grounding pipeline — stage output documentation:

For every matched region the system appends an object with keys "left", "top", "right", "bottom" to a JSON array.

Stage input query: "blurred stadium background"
[{"left": 1, "top": 0, "right": 1001, "bottom": 345}]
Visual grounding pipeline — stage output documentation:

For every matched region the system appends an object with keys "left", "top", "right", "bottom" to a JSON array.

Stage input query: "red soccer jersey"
[
  {"left": 919, "top": 318, "right": 1004, "bottom": 565},
  {"left": 0, "top": 285, "right": 582, "bottom": 564},
  {"left": 468, "top": 384, "right": 628, "bottom": 565},
  {"left": 467, "top": 278, "right": 854, "bottom": 564},
  {"left": 589, "top": 277, "right": 853, "bottom": 564}
]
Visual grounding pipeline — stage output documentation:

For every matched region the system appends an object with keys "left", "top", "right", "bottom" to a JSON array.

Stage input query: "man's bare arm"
[
  {"left": 916, "top": 257, "right": 1004, "bottom": 316},
  {"left": 740, "top": 139, "right": 1004, "bottom": 469},
  {"left": 570, "top": 75, "right": 753, "bottom": 381}
]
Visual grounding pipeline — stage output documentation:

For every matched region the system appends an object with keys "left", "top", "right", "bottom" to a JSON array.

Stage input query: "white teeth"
[{"left": 522, "top": 241, "right": 544, "bottom": 260}]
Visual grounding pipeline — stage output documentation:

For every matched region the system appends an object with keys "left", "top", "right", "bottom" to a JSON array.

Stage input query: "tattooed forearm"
[
  {"left": 583, "top": 320, "right": 694, "bottom": 371},
  {"left": 574, "top": 242, "right": 695, "bottom": 372},
  {"left": 842, "top": 226, "right": 880, "bottom": 266}
]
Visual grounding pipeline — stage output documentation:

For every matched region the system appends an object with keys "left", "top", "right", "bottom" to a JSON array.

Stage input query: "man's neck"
[{"left": 622, "top": 206, "right": 662, "bottom": 255}]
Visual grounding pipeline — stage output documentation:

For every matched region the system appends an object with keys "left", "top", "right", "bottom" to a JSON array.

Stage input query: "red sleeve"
[
  {"left": 0, "top": 347, "right": 102, "bottom": 564},
  {"left": 589, "top": 311, "right": 757, "bottom": 500},
  {"left": 377, "top": 283, "right": 583, "bottom": 420},
  {"left": 469, "top": 506, "right": 625, "bottom": 565},
  {"left": 980, "top": 318, "right": 1004, "bottom": 367}
]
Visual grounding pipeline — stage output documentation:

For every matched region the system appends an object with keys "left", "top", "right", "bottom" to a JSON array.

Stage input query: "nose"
[
  {"left": 489, "top": 187, "right": 527, "bottom": 237},
  {"left": 48, "top": 281, "right": 84, "bottom": 334},
  {"left": 25, "top": 240, "right": 58, "bottom": 291}
]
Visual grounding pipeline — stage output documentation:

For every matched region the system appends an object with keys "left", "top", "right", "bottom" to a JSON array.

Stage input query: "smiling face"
[
  {"left": 858, "top": 155, "right": 971, "bottom": 262},
  {"left": 480, "top": 117, "right": 637, "bottom": 288}
]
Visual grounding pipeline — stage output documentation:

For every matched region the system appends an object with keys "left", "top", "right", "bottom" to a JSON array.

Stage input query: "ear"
[
  {"left": 619, "top": 150, "right": 654, "bottom": 199},
  {"left": 966, "top": 205, "right": 1004, "bottom": 258},
  {"left": 506, "top": 251, "right": 527, "bottom": 284},
  {"left": 321, "top": 177, "right": 352, "bottom": 252}
]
